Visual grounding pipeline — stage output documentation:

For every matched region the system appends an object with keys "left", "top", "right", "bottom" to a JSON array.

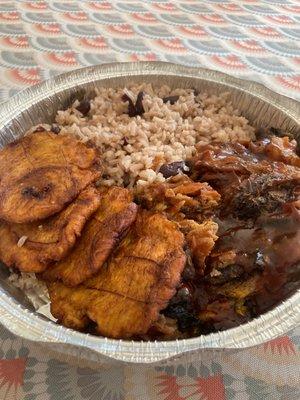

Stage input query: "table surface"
[{"left": 0, "top": 1, "right": 299, "bottom": 399}]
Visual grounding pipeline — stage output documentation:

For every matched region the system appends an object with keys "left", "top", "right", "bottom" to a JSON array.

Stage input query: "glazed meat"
[
  {"left": 192, "top": 141, "right": 268, "bottom": 178},
  {"left": 250, "top": 135, "right": 300, "bottom": 167},
  {"left": 190, "top": 138, "right": 300, "bottom": 220},
  {"left": 0, "top": 131, "right": 101, "bottom": 223},
  {"left": 42, "top": 187, "right": 138, "bottom": 286},
  {"left": 196, "top": 210, "right": 300, "bottom": 332},
  {"left": 164, "top": 208, "right": 300, "bottom": 335},
  {"left": 191, "top": 138, "right": 300, "bottom": 185},
  {"left": 0, "top": 186, "right": 100, "bottom": 272},
  {"left": 48, "top": 210, "right": 186, "bottom": 338},
  {"left": 161, "top": 136, "right": 300, "bottom": 336}
]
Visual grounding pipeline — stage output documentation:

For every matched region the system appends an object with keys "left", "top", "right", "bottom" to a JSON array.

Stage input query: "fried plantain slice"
[
  {"left": 0, "top": 131, "right": 101, "bottom": 223},
  {"left": 0, "top": 186, "right": 101, "bottom": 272},
  {"left": 42, "top": 187, "right": 138, "bottom": 286},
  {"left": 47, "top": 210, "right": 186, "bottom": 338}
]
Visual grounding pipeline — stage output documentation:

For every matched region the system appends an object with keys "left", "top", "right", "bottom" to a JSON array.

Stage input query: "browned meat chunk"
[
  {"left": 179, "top": 219, "right": 218, "bottom": 274},
  {"left": 136, "top": 176, "right": 220, "bottom": 221},
  {"left": 229, "top": 172, "right": 300, "bottom": 220},
  {"left": 190, "top": 140, "right": 300, "bottom": 220},
  {"left": 136, "top": 176, "right": 220, "bottom": 274},
  {"left": 250, "top": 136, "right": 300, "bottom": 167}
]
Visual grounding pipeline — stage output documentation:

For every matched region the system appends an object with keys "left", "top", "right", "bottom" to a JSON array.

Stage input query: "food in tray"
[{"left": 0, "top": 84, "right": 299, "bottom": 340}]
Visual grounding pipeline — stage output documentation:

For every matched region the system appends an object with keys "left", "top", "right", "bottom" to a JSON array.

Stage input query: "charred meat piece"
[
  {"left": 47, "top": 210, "right": 186, "bottom": 339},
  {"left": 0, "top": 186, "right": 101, "bottom": 273},
  {"left": 163, "top": 302, "right": 199, "bottom": 333},
  {"left": 229, "top": 172, "right": 300, "bottom": 220},
  {"left": 0, "top": 132, "right": 101, "bottom": 223},
  {"left": 42, "top": 187, "right": 138, "bottom": 286},
  {"left": 136, "top": 176, "right": 220, "bottom": 221},
  {"left": 190, "top": 139, "right": 300, "bottom": 220}
]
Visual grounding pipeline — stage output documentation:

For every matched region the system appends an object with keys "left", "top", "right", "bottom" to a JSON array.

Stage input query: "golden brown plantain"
[
  {"left": 47, "top": 210, "right": 186, "bottom": 338},
  {"left": 42, "top": 187, "right": 138, "bottom": 286},
  {"left": 0, "top": 131, "right": 101, "bottom": 223},
  {"left": 0, "top": 186, "right": 101, "bottom": 272}
]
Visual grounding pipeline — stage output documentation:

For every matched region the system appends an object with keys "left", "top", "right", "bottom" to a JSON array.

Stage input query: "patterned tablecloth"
[{"left": 0, "top": 1, "right": 299, "bottom": 399}]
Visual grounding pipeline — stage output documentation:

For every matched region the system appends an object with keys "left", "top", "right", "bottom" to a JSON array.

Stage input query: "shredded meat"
[
  {"left": 136, "top": 176, "right": 220, "bottom": 273},
  {"left": 136, "top": 176, "right": 220, "bottom": 221},
  {"left": 190, "top": 140, "right": 300, "bottom": 220},
  {"left": 250, "top": 136, "right": 300, "bottom": 167},
  {"left": 162, "top": 136, "right": 300, "bottom": 335},
  {"left": 179, "top": 219, "right": 218, "bottom": 274}
]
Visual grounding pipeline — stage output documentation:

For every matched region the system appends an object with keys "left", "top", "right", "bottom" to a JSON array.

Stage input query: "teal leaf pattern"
[
  {"left": 277, "top": 385, "right": 300, "bottom": 400},
  {"left": 77, "top": 367, "right": 124, "bottom": 400},
  {"left": 244, "top": 377, "right": 274, "bottom": 400},
  {"left": 46, "top": 359, "right": 76, "bottom": 400}
]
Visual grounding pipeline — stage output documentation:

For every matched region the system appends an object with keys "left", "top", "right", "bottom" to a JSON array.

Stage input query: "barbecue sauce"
[{"left": 163, "top": 136, "right": 300, "bottom": 335}]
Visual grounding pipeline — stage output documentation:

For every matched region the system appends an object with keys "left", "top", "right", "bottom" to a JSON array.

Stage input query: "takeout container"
[{"left": 0, "top": 62, "right": 299, "bottom": 366}]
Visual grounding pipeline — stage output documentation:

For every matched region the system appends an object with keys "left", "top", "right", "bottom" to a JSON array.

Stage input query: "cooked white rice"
[
  {"left": 8, "top": 84, "right": 256, "bottom": 309},
  {"left": 8, "top": 271, "right": 49, "bottom": 309}
]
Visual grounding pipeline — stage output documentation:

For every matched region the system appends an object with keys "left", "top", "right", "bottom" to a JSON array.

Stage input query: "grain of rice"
[{"left": 17, "top": 236, "right": 28, "bottom": 247}]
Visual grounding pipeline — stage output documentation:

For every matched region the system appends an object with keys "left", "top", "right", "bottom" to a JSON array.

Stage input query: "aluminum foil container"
[{"left": 0, "top": 62, "right": 299, "bottom": 366}]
